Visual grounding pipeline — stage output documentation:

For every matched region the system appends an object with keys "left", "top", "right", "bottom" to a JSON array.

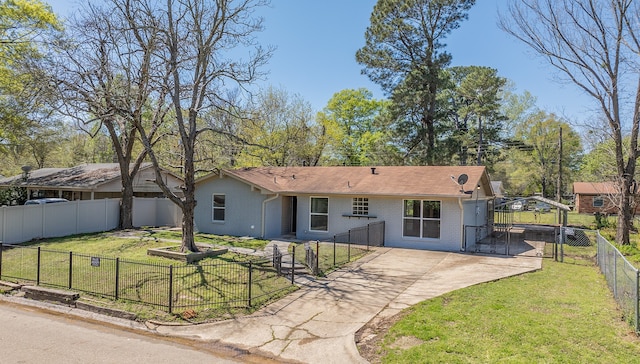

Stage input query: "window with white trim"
[
  {"left": 212, "top": 194, "right": 225, "bottom": 222},
  {"left": 593, "top": 196, "right": 604, "bottom": 208},
  {"left": 310, "top": 197, "right": 328, "bottom": 231},
  {"left": 352, "top": 197, "right": 369, "bottom": 216},
  {"left": 403, "top": 200, "right": 440, "bottom": 239}
]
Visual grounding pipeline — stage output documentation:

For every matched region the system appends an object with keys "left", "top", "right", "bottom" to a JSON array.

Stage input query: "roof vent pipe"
[{"left": 371, "top": 167, "right": 376, "bottom": 175}]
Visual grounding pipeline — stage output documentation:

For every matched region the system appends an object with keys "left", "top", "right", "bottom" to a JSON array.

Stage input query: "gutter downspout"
[
  {"left": 261, "top": 193, "right": 279, "bottom": 238},
  {"left": 458, "top": 197, "right": 465, "bottom": 251}
]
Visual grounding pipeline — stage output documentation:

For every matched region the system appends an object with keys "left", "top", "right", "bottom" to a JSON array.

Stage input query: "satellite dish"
[{"left": 457, "top": 174, "right": 468, "bottom": 186}]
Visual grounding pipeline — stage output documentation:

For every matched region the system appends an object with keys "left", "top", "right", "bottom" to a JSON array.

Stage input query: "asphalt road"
[{"left": 0, "top": 301, "right": 241, "bottom": 364}]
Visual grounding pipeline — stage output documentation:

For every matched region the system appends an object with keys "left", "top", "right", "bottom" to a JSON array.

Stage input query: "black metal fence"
[
  {"left": 299, "top": 240, "right": 369, "bottom": 276},
  {"left": 333, "top": 221, "right": 385, "bottom": 247},
  {"left": 0, "top": 243, "right": 294, "bottom": 313}
]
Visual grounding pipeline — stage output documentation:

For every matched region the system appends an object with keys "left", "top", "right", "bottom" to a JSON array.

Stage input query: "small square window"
[
  {"left": 593, "top": 196, "right": 604, "bottom": 208},
  {"left": 352, "top": 197, "right": 369, "bottom": 215}
]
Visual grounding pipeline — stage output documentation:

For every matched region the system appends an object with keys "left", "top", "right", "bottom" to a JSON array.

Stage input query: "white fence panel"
[
  {"left": 155, "top": 199, "right": 182, "bottom": 227},
  {"left": 0, "top": 198, "right": 172, "bottom": 244},
  {"left": 132, "top": 197, "right": 157, "bottom": 227},
  {"left": 77, "top": 199, "right": 120, "bottom": 233},
  {"left": 132, "top": 197, "right": 181, "bottom": 228},
  {"left": 42, "top": 203, "right": 77, "bottom": 238}
]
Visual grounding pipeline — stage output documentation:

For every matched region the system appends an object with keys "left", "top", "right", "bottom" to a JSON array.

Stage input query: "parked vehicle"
[
  {"left": 534, "top": 202, "right": 551, "bottom": 213},
  {"left": 24, "top": 198, "right": 69, "bottom": 205}
]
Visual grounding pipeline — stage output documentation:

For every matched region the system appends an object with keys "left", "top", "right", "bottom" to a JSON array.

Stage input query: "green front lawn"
[
  {"left": 375, "top": 260, "right": 639, "bottom": 363},
  {"left": 0, "top": 230, "right": 293, "bottom": 322},
  {"left": 9, "top": 230, "right": 270, "bottom": 263}
]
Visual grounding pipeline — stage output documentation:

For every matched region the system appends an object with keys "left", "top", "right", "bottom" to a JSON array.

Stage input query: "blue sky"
[{"left": 46, "top": 0, "right": 593, "bottom": 123}]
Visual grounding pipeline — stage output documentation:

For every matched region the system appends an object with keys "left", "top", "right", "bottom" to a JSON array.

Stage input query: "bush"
[
  {"left": 594, "top": 212, "right": 615, "bottom": 229},
  {"left": 0, "top": 185, "right": 27, "bottom": 206}
]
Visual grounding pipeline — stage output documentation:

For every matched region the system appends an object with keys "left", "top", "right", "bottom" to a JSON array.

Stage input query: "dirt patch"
[
  {"left": 355, "top": 310, "right": 410, "bottom": 364},
  {"left": 389, "top": 335, "right": 425, "bottom": 349}
]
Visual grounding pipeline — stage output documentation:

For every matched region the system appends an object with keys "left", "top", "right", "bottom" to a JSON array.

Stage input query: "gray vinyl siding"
[
  {"left": 295, "top": 195, "right": 467, "bottom": 252},
  {"left": 195, "top": 175, "right": 278, "bottom": 238},
  {"left": 195, "top": 174, "right": 488, "bottom": 251}
]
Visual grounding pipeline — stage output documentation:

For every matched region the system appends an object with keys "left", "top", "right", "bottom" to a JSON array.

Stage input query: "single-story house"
[
  {"left": 194, "top": 166, "right": 494, "bottom": 252},
  {"left": 572, "top": 181, "right": 634, "bottom": 214},
  {"left": 0, "top": 163, "right": 183, "bottom": 201}
]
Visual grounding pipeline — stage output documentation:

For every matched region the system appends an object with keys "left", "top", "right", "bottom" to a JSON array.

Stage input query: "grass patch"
[
  {"left": 512, "top": 210, "right": 615, "bottom": 229},
  {"left": 291, "top": 241, "right": 370, "bottom": 276},
  {"left": 146, "top": 230, "right": 269, "bottom": 250},
  {"left": 512, "top": 212, "right": 640, "bottom": 267},
  {"left": 377, "top": 260, "right": 639, "bottom": 363}
]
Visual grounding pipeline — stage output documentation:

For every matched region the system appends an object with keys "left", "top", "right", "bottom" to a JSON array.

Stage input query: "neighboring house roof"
[
  {"left": 0, "top": 163, "right": 180, "bottom": 190},
  {"left": 491, "top": 181, "right": 505, "bottom": 198},
  {"left": 200, "top": 166, "right": 493, "bottom": 198},
  {"left": 572, "top": 182, "right": 617, "bottom": 195}
]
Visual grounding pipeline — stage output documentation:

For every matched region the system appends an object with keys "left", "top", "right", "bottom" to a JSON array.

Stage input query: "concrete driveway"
[{"left": 155, "top": 247, "right": 542, "bottom": 363}]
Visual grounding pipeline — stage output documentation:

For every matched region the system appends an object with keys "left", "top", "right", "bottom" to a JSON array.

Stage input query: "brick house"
[{"left": 572, "top": 181, "right": 637, "bottom": 214}]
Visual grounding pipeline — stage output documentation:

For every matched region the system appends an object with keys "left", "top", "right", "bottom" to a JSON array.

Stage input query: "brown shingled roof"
[
  {"left": 0, "top": 163, "right": 148, "bottom": 189},
  {"left": 206, "top": 166, "right": 491, "bottom": 198},
  {"left": 572, "top": 181, "right": 618, "bottom": 195}
]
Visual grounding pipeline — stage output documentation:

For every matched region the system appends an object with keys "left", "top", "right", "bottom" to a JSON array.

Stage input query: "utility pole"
[{"left": 557, "top": 127, "right": 563, "bottom": 223}]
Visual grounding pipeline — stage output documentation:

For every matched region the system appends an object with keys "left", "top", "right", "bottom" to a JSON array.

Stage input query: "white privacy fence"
[{"left": 0, "top": 198, "right": 182, "bottom": 244}]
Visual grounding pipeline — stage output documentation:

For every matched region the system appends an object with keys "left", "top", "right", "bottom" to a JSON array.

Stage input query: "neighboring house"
[
  {"left": 572, "top": 182, "right": 627, "bottom": 214},
  {"left": 194, "top": 166, "right": 494, "bottom": 252},
  {"left": 0, "top": 163, "right": 183, "bottom": 201},
  {"left": 491, "top": 181, "right": 506, "bottom": 205}
]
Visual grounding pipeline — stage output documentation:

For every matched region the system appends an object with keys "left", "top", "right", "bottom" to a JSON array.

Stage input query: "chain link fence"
[
  {"left": 557, "top": 228, "right": 639, "bottom": 333},
  {"left": 596, "top": 233, "right": 640, "bottom": 332},
  {"left": 557, "top": 227, "right": 598, "bottom": 265}
]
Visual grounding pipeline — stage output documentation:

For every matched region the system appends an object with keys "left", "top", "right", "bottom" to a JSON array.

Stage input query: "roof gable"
[{"left": 201, "top": 166, "right": 492, "bottom": 198}]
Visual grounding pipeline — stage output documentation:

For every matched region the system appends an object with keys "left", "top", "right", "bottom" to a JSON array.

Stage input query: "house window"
[
  {"left": 310, "top": 197, "right": 328, "bottom": 231},
  {"left": 352, "top": 197, "right": 369, "bottom": 216},
  {"left": 212, "top": 194, "right": 225, "bottom": 222},
  {"left": 593, "top": 196, "right": 604, "bottom": 208},
  {"left": 403, "top": 200, "right": 440, "bottom": 239}
]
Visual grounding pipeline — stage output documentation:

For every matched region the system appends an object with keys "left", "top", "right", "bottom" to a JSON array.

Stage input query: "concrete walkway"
[{"left": 155, "top": 247, "right": 542, "bottom": 363}]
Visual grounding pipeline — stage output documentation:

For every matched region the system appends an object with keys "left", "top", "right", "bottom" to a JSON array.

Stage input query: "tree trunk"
[
  {"left": 120, "top": 183, "right": 134, "bottom": 229},
  {"left": 118, "top": 162, "right": 135, "bottom": 230},
  {"left": 616, "top": 177, "right": 633, "bottom": 245},
  {"left": 181, "top": 200, "right": 198, "bottom": 252}
]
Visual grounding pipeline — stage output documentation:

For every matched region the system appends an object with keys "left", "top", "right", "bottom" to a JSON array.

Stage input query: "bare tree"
[
  {"left": 110, "top": 0, "right": 272, "bottom": 252},
  {"left": 48, "top": 2, "right": 170, "bottom": 229},
  {"left": 501, "top": 0, "right": 640, "bottom": 245}
]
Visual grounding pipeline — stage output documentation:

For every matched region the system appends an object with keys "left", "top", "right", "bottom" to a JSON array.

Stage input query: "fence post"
[
  {"left": 168, "top": 265, "right": 173, "bottom": 314},
  {"left": 68, "top": 252, "right": 73, "bottom": 289},
  {"left": 315, "top": 240, "right": 319, "bottom": 273},
  {"left": 367, "top": 223, "right": 370, "bottom": 250},
  {"left": 560, "top": 227, "right": 564, "bottom": 263},
  {"left": 36, "top": 247, "right": 41, "bottom": 285},
  {"left": 115, "top": 258, "right": 120, "bottom": 301},
  {"left": 0, "top": 242, "right": 3, "bottom": 279},
  {"left": 333, "top": 236, "right": 336, "bottom": 266},
  {"left": 636, "top": 270, "right": 639, "bottom": 333},
  {"left": 291, "top": 246, "right": 295, "bottom": 285},
  {"left": 614, "top": 252, "right": 618, "bottom": 298},
  {"left": 247, "top": 261, "right": 253, "bottom": 307}
]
